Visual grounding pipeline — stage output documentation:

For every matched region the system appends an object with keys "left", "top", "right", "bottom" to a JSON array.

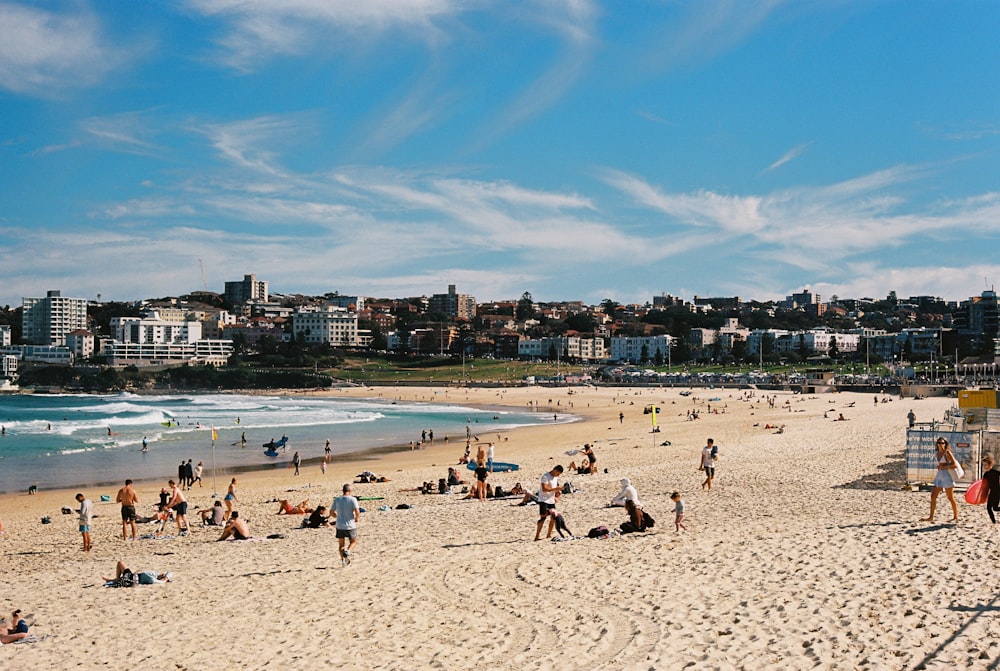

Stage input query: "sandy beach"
[{"left": 2, "top": 385, "right": 996, "bottom": 670}]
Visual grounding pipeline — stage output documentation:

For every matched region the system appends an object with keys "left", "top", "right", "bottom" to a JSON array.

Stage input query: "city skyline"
[{"left": 1, "top": 1, "right": 998, "bottom": 308}]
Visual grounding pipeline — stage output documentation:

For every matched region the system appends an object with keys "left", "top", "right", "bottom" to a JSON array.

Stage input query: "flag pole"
[
  {"left": 651, "top": 404, "right": 657, "bottom": 448},
  {"left": 211, "top": 425, "right": 218, "bottom": 498}
]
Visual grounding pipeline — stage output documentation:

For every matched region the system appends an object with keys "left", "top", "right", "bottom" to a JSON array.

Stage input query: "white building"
[
  {"left": 111, "top": 312, "right": 203, "bottom": 344},
  {"left": 803, "top": 329, "right": 860, "bottom": 355},
  {"left": 517, "top": 336, "right": 607, "bottom": 362},
  {"left": 105, "top": 340, "right": 233, "bottom": 367},
  {"left": 0, "top": 325, "right": 10, "bottom": 347},
  {"left": 66, "top": 330, "right": 96, "bottom": 360},
  {"left": 292, "top": 305, "right": 367, "bottom": 346},
  {"left": 22, "top": 290, "right": 88, "bottom": 346},
  {"left": 610, "top": 335, "right": 672, "bottom": 363},
  {"left": 1, "top": 354, "right": 17, "bottom": 378}
]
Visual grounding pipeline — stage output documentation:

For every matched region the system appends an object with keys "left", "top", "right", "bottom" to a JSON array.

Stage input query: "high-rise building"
[
  {"left": 225, "top": 274, "right": 269, "bottom": 306},
  {"left": 21, "top": 290, "right": 88, "bottom": 346},
  {"left": 428, "top": 285, "right": 476, "bottom": 321}
]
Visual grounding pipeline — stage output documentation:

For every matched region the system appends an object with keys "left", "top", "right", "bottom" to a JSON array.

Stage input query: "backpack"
[
  {"left": 587, "top": 525, "right": 609, "bottom": 539},
  {"left": 562, "top": 482, "right": 575, "bottom": 494}
]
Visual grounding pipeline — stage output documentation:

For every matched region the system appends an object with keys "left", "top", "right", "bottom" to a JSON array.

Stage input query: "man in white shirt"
[
  {"left": 76, "top": 492, "right": 93, "bottom": 552},
  {"left": 534, "top": 465, "right": 564, "bottom": 541}
]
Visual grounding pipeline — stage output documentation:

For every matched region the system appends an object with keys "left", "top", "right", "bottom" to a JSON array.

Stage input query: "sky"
[{"left": 1, "top": 0, "right": 998, "bottom": 309}]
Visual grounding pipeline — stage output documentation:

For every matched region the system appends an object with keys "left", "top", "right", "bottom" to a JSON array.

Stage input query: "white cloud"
[
  {"left": 0, "top": 3, "right": 126, "bottom": 96},
  {"left": 185, "top": 0, "right": 463, "bottom": 70},
  {"left": 602, "top": 163, "right": 1000, "bottom": 288}
]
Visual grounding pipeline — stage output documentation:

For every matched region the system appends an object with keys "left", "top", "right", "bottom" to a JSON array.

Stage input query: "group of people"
[
  {"left": 175, "top": 459, "right": 203, "bottom": 490},
  {"left": 918, "top": 436, "right": 1000, "bottom": 526}
]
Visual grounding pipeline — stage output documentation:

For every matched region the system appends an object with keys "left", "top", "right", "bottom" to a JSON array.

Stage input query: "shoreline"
[{"left": 0, "top": 388, "right": 575, "bottom": 495}]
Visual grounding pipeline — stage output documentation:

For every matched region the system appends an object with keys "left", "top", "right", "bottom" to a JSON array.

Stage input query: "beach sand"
[{"left": 2, "top": 385, "right": 998, "bottom": 670}]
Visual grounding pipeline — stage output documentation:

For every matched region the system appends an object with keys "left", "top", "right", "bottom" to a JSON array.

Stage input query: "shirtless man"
[
  {"left": 165, "top": 480, "right": 189, "bottom": 536},
  {"left": 116, "top": 479, "right": 140, "bottom": 541},
  {"left": 217, "top": 511, "right": 250, "bottom": 541}
]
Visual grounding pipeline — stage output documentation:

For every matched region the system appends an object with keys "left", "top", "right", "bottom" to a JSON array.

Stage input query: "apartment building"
[{"left": 21, "top": 290, "right": 88, "bottom": 346}]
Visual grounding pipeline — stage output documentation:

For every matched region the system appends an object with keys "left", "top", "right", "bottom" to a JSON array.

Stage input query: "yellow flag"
[
  {"left": 211, "top": 426, "right": 218, "bottom": 441},
  {"left": 651, "top": 406, "right": 657, "bottom": 427}
]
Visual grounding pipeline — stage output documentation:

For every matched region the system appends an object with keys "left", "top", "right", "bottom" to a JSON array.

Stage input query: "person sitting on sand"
[
  {"left": 835, "top": 413, "right": 848, "bottom": 421},
  {"left": 200, "top": 501, "right": 226, "bottom": 526},
  {"left": 447, "top": 467, "right": 466, "bottom": 487},
  {"left": 509, "top": 482, "right": 526, "bottom": 496},
  {"left": 304, "top": 505, "right": 330, "bottom": 528},
  {"left": 610, "top": 477, "right": 642, "bottom": 508},
  {"left": 217, "top": 511, "right": 251, "bottom": 541},
  {"left": 276, "top": 499, "right": 313, "bottom": 515},
  {"left": 567, "top": 459, "right": 591, "bottom": 476},
  {"left": 103, "top": 560, "right": 172, "bottom": 586}
]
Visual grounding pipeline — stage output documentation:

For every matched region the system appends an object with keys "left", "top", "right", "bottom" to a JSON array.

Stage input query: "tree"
[
  {"left": 600, "top": 299, "right": 621, "bottom": 319},
  {"left": 828, "top": 336, "right": 840, "bottom": 361},
  {"left": 516, "top": 292, "right": 535, "bottom": 321}
]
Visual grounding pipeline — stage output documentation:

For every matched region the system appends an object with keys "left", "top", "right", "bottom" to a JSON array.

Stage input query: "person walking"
[
  {"left": 292, "top": 451, "right": 301, "bottom": 476},
  {"left": 76, "top": 492, "right": 93, "bottom": 552},
  {"left": 166, "top": 480, "right": 190, "bottom": 536},
  {"left": 224, "top": 478, "right": 238, "bottom": 521},
  {"left": 921, "top": 437, "right": 960, "bottom": 523},
  {"left": 332, "top": 483, "right": 360, "bottom": 565},
  {"left": 670, "top": 491, "right": 687, "bottom": 532},
  {"left": 116, "top": 479, "right": 140, "bottom": 541},
  {"left": 982, "top": 454, "right": 1000, "bottom": 524},
  {"left": 700, "top": 438, "right": 718, "bottom": 491},
  {"left": 534, "top": 465, "right": 564, "bottom": 541},
  {"left": 193, "top": 461, "right": 204, "bottom": 488}
]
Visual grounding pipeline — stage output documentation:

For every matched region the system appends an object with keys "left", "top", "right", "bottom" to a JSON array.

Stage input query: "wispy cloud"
[
  {"left": 641, "top": 0, "right": 787, "bottom": 74},
  {"left": 468, "top": 1, "right": 599, "bottom": 152},
  {"left": 916, "top": 121, "right": 1000, "bottom": 142},
  {"left": 0, "top": 3, "right": 127, "bottom": 96},
  {"left": 185, "top": 0, "right": 462, "bottom": 71},
  {"left": 602, "top": 164, "right": 1000, "bottom": 282},
  {"left": 762, "top": 141, "right": 812, "bottom": 173}
]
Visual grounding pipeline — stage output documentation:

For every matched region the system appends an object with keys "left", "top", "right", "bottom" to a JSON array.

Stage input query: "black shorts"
[
  {"left": 538, "top": 502, "right": 556, "bottom": 519},
  {"left": 703, "top": 467, "right": 715, "bottom": 477},
  {"left": 336, "top": 528, "right": 357, "bottom": 540},
  {"left": 172, "top": 501, "right": 188, "bottom": 515},
  {"left": 121, "top": 505, "right": 137, "bottom": 522}
]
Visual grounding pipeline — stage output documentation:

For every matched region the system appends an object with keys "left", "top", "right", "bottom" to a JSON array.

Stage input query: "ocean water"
[{"left": 0, "top": 392, "right": 563, "bottom": 493}]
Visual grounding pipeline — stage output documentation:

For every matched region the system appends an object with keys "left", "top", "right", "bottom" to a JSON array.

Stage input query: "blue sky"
[{"left": 1, "top": 1, "right": 998, "bottom": 308}]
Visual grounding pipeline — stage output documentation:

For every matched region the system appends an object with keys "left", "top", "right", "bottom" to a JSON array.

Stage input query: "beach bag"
[
  {"left": 643, "top": 512, "right": 655, "bottom": 529},
  {"left": 562, "top": 482, "right": 575, "bottom": 494},
  {"left": 950, "top": 459, "right": 965, "bottom": 482},
  {"left": 587, "top": 525, "right": 609, "bottom": 539}
]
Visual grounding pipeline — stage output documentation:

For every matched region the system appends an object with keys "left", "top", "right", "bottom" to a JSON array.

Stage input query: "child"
[
  {"left": 552, "top": 511, "right": 574, "bottom": 538},
  {"left": 670, "top": 491, "right": 687, "bottom": 532}
]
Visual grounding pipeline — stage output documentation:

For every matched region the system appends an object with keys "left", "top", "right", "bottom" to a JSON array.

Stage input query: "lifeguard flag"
[
  {"left": 211, "top": 426, "right": 218, "bottom": 441},
  {"left": 651, "top": 407, "right": 657, "bottom": 428}
]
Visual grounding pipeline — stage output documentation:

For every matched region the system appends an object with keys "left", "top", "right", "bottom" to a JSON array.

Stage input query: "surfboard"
[
  {"left": 264, "top": 450, "right": 280, "bottom": 458},
  {"left": 965, "top": 478, "right": 988, "bottom": 505},
  {"left": 466, "top": 461, "right": 520, "bottom": 473}
]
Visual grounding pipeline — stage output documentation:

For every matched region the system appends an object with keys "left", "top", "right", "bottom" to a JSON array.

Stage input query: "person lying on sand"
[
  {"left": 217, "top": 512, "right": 251, "bottom": 541},
  {"left": 276, "top": 499, "right": 313, "bottom": 515},
  {"left": 103, "top": 560, "right": 172, "bottom": 587}
]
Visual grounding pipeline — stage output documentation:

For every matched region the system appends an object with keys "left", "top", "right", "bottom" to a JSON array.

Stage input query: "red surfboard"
[{"left": 965, "top": 478, "right": 988, "bottom": 505}]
